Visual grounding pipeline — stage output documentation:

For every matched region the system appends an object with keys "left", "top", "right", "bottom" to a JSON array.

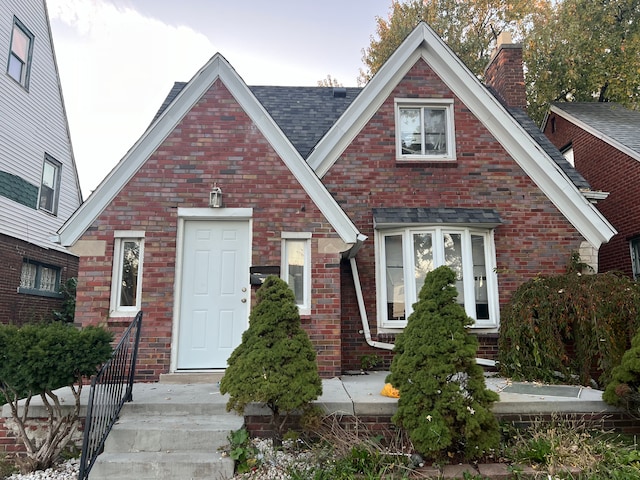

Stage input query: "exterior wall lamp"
[{"left": 209, "top": 185, "right": 222, "bottom": 208}]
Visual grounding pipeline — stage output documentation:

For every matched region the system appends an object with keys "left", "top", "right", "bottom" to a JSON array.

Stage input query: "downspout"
[
  {"left": 348, "top": 254, "right": 497, "bottom": 367},
  {"left": 349, "top": 257, "right": 394, "bottom": 351}
]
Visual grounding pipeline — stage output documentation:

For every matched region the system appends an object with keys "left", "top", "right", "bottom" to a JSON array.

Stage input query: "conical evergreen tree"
[
  {"left": 220, "top": 276, "right": 322, "bottom": 444},
  {"left": 386, "top": 266, "right": 499, "bottom": 460}
]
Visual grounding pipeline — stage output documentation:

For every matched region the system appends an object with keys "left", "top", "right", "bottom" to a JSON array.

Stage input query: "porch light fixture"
[{"left": 209, "top": 185, "right": 222, "bottom": 208}]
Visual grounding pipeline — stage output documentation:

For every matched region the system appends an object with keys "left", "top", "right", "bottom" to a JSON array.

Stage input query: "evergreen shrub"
[
  {"left": 499, "top": 268, "right": 640, "bottom": 386},
  {"left": 0, "top": 322, "right": 113, "bottom": 472},
  {"left": 386, "top": 266, "right": 500, "bottom": 460},
  {"left": 603, "top": 326, "right": 640, "bottom": 415},
  {"left": 220, "top": 276, "right": 322, "bottom": 445}
]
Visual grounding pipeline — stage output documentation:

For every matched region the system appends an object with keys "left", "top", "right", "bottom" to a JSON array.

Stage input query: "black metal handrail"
[{"left": 78, "top": 310, "right": 143, "bottom": 480}]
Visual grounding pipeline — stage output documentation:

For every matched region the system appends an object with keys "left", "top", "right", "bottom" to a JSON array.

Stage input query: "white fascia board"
[
  {"left": 220, "top": 64, "right": 362, "bottom": 246},
  {"left": 549, "top": 105, "right": 640, "bottom": 164},
  {"left": 308, "top": 27, "right": 428, "bottom": 177},
  {"left": 310, "top": 22, "right": 615, "bottom": 248},
  {"left": 58, "top": 54, "right": 362, "bottom": 248},
  {"left": 57, "top": 55, "right": 228, "bottom": 247},
  {"left": 424, "top": 46, "right": 616, "bottom": 248}
]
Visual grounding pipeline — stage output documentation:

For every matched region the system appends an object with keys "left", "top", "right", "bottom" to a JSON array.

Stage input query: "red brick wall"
[
  {"left": 484, "top": 43, "right": 527, "bottom": 109},
  {"left": 544, "top": 112, "right": 640, "bottom": 276},
  {"left": 0, "top": 234, "right": 78, "bottom": 325},
  {"left": 326, "top": 59, "right": 585, "bottom": 372},
  {"left": 75, "top": 79, "right": 344, "bottom": 380}
]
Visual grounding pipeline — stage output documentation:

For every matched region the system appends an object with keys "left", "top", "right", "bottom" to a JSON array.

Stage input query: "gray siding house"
[{"left": 0, "top": 0, "right": 81, "bottom": 323}]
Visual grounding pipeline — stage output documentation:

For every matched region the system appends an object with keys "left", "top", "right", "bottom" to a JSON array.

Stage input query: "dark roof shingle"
[{"left": 552, "top": 102, "right": 640, "bottom": 157}]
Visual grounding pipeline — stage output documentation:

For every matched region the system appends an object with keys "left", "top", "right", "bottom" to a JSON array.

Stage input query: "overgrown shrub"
[
  {"left": 386, "top": 266, "right": 500, "bottom": 460},
  {"left": 0, "top": 322, "right": 113, "bottom": 472},
  {"left": 220, "top": 276, "right": 322, "bottom": 446},
  {"left": 603, "top": 326, "right": 640, "bottom": 416},
  {"left": 53, "top": 277, "right": 77, "bottom": 323},
  {"left": 499, "top": 269, "right": 640, "bottom": 386}
]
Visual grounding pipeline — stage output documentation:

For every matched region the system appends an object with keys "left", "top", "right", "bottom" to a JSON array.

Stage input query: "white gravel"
[
  {"left": 231, "top": 438, "right": 319, "bottom": 480},
  {"left": 3, "top": 459, "right": 79, "bottom": 480}
]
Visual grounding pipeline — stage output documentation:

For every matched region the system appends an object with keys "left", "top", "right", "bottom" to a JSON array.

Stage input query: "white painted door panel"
[{"left": 177, "top": 220, "right": 249, "bottom": 369}]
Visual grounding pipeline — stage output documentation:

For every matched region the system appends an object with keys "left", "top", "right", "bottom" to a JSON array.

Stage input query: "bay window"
[{"left": 377, "top": 226, "right": 498, "bottom": 329}]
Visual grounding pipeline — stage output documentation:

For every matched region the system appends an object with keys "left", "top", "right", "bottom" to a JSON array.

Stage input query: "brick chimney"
[{"left": 484, "top": 31, "right": 527, "bottom": 110}]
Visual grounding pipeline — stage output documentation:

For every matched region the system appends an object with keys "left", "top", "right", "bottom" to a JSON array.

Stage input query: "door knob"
[{"left": 241, "top": 298, "right": 247, "bottom": 303}]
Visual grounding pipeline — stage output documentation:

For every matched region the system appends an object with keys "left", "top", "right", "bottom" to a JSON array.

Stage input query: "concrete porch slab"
[{"left": 2, "top": 371, "right": 616, "bottom": 420}]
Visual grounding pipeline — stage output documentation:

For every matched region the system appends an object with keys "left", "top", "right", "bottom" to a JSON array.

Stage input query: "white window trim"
[
  {"left": 375, "top": 226, "right": 499, "bottom": 331},
  {"left": 395, "top": 98, "right": 456, "bottom": 161},
  {"left": 281, "top": 232, "right": 312, "bottom": 316},
  {"left": 110, "top": 231, "right": 145, "bottom": 317}
]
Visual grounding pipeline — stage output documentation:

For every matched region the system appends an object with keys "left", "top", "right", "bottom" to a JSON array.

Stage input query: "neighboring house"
[
  {"left": 0, "top": 0, "right": 82, "bottom": 324},
  {"left": 56, "top": 24, "right": 615, "bottom": 381},
  {"left": 543, "top": 102, "right": 640, "bottom": 279}
]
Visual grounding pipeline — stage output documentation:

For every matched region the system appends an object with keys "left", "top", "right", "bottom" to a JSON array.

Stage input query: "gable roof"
[
  {"left": 547, "top": 102, "right": 640, "bottom": 163},
  {"left": 152, "top": 83, "right": 362, "bottom": 160},
  {"left": 305, "top": 22, "right": 615, "bottom": 248},
  {"left": 58, "top": 23, "right": 615, "bottom": 251},
  {"left": 56, "top": 55, "right": 364, "bottom": 251}
]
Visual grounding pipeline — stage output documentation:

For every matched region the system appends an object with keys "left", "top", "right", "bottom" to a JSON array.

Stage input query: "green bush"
[
  {"left": 220, "top": 276, "right": 322, "bottom": 446},
  {"left": 386, "top": 266, "right": 500, "bottom": 460},
  {"left": 53, "top": 277, "right": 77, "bottom": 323},
  {"left": 0, "top": 322, "right": 113, "bottom": 472},
  {"left": 603, "top": 326, "right": 640, "bottom": 415},
  {"left": 499, "top": 269, "right": 640, "bottom": 386}
]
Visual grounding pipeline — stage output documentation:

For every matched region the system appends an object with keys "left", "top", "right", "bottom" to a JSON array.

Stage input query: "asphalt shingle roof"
[
  {"left": 150, "top": 82, "right": 592, "bottom": 191},
  {"left": 552, "top": 102, "right": 640, "bottom": 157},
  {"left": 373, "top": 207, "right": 502, "bottom": 226},
  {"left": 508, "top": 107, "right": 591, "bottom": 190}
]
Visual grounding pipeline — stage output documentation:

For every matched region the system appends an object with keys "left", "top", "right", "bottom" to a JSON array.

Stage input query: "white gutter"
[{"left": 349, "top": 256, "right": 497, "bottom": 367}]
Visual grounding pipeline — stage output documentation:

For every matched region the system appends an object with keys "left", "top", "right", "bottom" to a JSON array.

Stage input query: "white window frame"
[
  {"left": 376, "top": 226, "right": 499, "bottom": 330},
  {"left": 7, "top": 18, "right": 34, "bottom": 88},
  {"left": 110, "top": 231, "right": 145, "bottom": 316},
  {"left": 631, "top": 237, "right": 640, "bottom": 281},
  {"left": 561, "top": 144, "right": 574, "bottom": 167},
  {"left": 395, "top": 98, "right": 456, "bottom": 161},
  {"left": 281, "top": 232, "right": 312, "bottom": 315},
  {"left": 39, "top": 155, "right": 61, "bottom": 215}
]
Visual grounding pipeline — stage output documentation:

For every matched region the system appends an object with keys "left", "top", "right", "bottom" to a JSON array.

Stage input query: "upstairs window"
[
  {"left": 19, "top": 260, "right": 61, "bottom": 297},
  {"left": 396, "top": 99, "right": 455, "bottom": 161},
  {"left": 111, "top": 232, "right": 145, "bottom": 316},
  {"left": 39, "top": 156, "right": 61, "bottom": 215},
  {"left": 281, "top": 233, "right": 312, "bottom": 315},
  {"left": 7, "top": 18, "right": 33, "bottom": 88}
]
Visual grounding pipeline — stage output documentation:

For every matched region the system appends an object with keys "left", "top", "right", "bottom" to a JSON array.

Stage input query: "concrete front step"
[
  {"left": 89, "top": 451, "right": 235, "bottom": 480},
  {"left": 104, "top": 414, "right": 243, "bottom": 453}
]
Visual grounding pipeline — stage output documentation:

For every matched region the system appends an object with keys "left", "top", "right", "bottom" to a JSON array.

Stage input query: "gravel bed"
[
  {"left": 231, "top": 438, "right": 319, "bottom": 480},
  {"left": 3, "top": 459, "right": 79, "bottom": 480}
]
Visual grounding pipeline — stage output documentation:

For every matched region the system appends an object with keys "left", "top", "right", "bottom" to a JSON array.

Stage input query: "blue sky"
[{"left": 47, "top": 0, "right": 392, "bottom": 196}]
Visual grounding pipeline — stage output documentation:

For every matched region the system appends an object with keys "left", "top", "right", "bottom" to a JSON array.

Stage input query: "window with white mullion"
[{"left": 378, "top": 227, "right": 498, "bottom": 329}]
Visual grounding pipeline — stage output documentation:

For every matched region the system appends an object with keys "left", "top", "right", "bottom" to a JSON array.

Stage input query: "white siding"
[{"left": 0, "top": 0, "right": 81, "bottom": 253}]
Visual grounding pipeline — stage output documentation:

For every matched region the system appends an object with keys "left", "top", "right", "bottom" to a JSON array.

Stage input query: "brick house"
[
  {"left": 56, "top": 24, "right": 615, "bottom": 381},
  {"left": 0, "top": 0, "right": 82, "bottom": 325},
  {"left": 543, "top": 102, "right": 640, "bottom": 279}
]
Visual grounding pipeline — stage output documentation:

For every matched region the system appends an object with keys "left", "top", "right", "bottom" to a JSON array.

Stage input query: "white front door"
[{"left": 177, "top": 219, "right": 250, "bottom": 370}]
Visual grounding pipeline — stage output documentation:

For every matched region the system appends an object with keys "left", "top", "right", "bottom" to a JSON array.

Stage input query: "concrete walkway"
[{"left": 2, "top": 372, "right": 619, "bottom": 479}]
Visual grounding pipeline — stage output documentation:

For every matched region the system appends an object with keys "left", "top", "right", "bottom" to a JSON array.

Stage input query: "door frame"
[{"left": 170, "top": 207, "right": 253, "bottom": 373}]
